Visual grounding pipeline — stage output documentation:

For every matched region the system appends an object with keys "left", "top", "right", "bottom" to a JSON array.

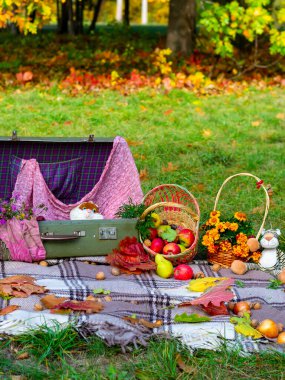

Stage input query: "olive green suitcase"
[{"left": 0, "top": 132, "right": 139, "bottom": 259}]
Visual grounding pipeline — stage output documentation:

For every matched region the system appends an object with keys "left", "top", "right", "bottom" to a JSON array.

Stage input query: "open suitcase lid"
[{"left": 0, "top": 131, "right": 115, "bottom": 204}]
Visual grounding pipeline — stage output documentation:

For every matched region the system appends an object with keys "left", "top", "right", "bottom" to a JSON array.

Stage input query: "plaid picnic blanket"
[{"left": 0, "top": 259, "right": 284, "bottom": 354}]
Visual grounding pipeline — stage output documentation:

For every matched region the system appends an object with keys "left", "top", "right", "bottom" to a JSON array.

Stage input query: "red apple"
[
  {"left": 148, "top": 227, "right": 158, "bottom": 241},
  {"left": 178, "top": 229, "right": 195, "bottom": 248},
  {"left": 150, "top": 238, "right": 164, "bottom": 253},
  {"left": 174, "top": 264, "right": 194, "bottom": 280},
  {"left": 163, "top": 242, "right": 181, "bottom": 255}
]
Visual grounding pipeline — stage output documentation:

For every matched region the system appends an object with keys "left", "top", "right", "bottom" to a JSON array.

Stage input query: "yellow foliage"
[{"left": 187, "top": 277, "right": 228, "bottom": 292}]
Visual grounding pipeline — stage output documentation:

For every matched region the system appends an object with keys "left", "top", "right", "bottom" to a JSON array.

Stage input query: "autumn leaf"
[
  {"left": 276, "top": 113, "right": 285, "bottom": 120},
  {"left": 123, "top": 316, "right": 163, "bottom": 329},
  {"left": 139, "top": 168, "right": 148, "bottom": 181},
  {"left": 195, "top": 107, "right": 205, "bottom": 115},
  {"left": 164, "top": 109, "right": 173, "bottom": 115},
  {"left": 52, "top": 300, "right": 104, "bottom": 314},
  {"left": 174, "top": 313, "right": 211, "bottom": 323},
  {"left": 187, "top": 277, "right": 229, "bottom": 292},
  {"left": 191, "top": 278, "right": 234, "bottom": 307},
  {"left": 201, "top": 301, "right": 229, "bottom": 316},
  {"left": 0, "top": 276, "right": 47, "bottom": 298},
  {"left": 0, "top": 305, "right": 20, "bottom": 315},
  {"left": 40, "top": 294, "right": 68, "bottom": 309},
  {"left": 126, "top": 139, "right": 144, "bottom": 147},
  {"left": 176, "top": 354, "right": 196, "bottom": 374},
  {"left": 180, "top": 278, "right": 234, "bottom": 309},
  {"left": 202, "top": 129, "right": 212, "bottom": 137},
  {"left": 230, "top": 312, "right": 262, "bottom": 339},
  {"left": 93, "top": 288, "right": 111, "bottom": 295},
  {"left": 251, "top": 120, "right": 261, "bottom": 127},
  {"left": 162, "top": 162, "right": 178, "bottom": 173}
]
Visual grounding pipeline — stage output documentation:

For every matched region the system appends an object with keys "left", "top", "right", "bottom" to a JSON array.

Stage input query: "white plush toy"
[
  {"left": 70, "top": 201, "right": 104, "bottom": 220},
  {"left": 258, "top": 229, "right": 281, "bottom": 269},
  {"left": 231, "top": 228, "right": 285, "bottom": 278}
]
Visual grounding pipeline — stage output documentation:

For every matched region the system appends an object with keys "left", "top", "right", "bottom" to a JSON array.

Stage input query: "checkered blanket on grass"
[{"left": 0, "top": 259, "right": 284, "bottom": 354}]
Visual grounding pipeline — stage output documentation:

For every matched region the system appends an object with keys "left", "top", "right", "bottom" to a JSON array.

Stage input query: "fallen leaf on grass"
[
  {"left": 0, "top": 305, "right": 20, "bottom": 315},
  {"left": 164, "top": 109, "right": 173, "bottom": 115},
  {"left": 276, "top": 113, "right": 285, "bottom": 120},
  {"left": 174, "top": 313, "right": 211, "bottom": 323},
  {"left": 126, "top": 139, "right": 144, "bottom": 147},
  {"left": 16, "top": 352, "right": 29, "bottom": 360},
  {"left": 162, "top": 162, "right": 178, "bottom": 172},
  {"left": 123, "top": 316, "right": 163, "bottom": 329},
  {"left": 202, "top": 129, "right": 211, "bottom": 137},
  {"left": 40, "top": 294, "right": 68, "bottom": 309},
  {"left": 251, "top": 120, "right": 261, "bottom": 127},
  {"left": 139, "top": 168, "right": 148, "bottom": 181},
  {"left": 176, "top": 353, "right": 196, "bottom": 374}
]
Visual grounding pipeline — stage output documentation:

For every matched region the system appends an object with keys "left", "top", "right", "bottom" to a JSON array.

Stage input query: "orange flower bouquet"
[{"left": 202, "top": 210, "right": 262, "bottom": 267}]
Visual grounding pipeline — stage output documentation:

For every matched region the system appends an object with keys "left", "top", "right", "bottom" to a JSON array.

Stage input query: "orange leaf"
[
  {"left": 64, "top": 120, "right": 73, "bottom": 125},
  {"left": 41, "top": 294, "right": 68, "bottom": 309},
  {"left": 176, "top": 354, "right": 196, "bottom": 374},
  {"left": 202, "top": 129, "right": 212, "bottom": 137},
  {"left": 164, "top": 109, "right": 173, "bottom": 115},
  {"left": 276, "top": 113, "right": 285, "bottom": 120},
  {"left": 0, "top": 305, "right": 20, "bottom": 315},
  {"left": 251, "top": 120, "right": 261, "bottom": 127},
  {"left": 126, "top": 139, "right": 144, "bottom": 147},
  {"left": 139, "top": 168, "right": 148, "bottom": 181},
  {"left": 22, "top": 71, "right": 33, "bottom": 82},
  {"left": 162, "top": 162, "right": 178, "bottom": 172}
]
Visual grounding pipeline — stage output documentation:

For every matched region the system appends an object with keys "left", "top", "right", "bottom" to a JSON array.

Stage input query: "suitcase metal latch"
[{"left": 99, "top": 227, "right": 117, "bottom": 240}]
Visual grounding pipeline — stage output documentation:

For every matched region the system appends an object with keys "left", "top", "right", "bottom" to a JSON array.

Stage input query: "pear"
[{"left": 155, "top": 254, "right": 174, "bottom": 279}]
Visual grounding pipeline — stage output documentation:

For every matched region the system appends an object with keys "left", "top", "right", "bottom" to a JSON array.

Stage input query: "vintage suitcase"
[{"left": 0, "top": 132, "right": 140, "bottom": 259}]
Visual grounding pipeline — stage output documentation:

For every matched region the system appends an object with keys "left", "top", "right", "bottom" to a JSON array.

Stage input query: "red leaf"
[
  {"left": 201, "top": 301, "right": 229, "bottom": 316},
  {"left": 189, "top": 278, "right": 234, "bottom": 308},
  {"left": 53, "top": 300, "right": 103, "bottom": 313}
]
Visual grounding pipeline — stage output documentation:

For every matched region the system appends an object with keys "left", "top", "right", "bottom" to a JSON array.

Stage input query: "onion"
[
  {"left": 277, "top": 331, "right": 285, "bottom": 344},
  {"left": 233, "top": 301, "right": 251, "bottom": 315},
  {"left": 257, "top": 319, "right": 279, "bottom": 339}
]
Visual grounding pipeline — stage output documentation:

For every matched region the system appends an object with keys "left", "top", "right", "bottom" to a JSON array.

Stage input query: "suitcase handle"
[{"left": 41, "top": 231, "right": 85, "bottom": 240}]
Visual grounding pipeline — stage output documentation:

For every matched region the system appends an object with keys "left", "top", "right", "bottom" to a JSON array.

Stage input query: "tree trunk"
[
  {"left": 124, "top": 0, "right": 130, "bottom": 25},
  {"left": 89, "top": 0, "right": 104, "bottom": 31},
  {"left": 166, "top": 0, "right": 196, "bottom": 56},
  {"left": 57, "top": 0, "right": 69, "bottom": 34}
]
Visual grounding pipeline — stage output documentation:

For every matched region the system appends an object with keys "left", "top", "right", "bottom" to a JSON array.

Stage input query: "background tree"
[{"left": 166, "top": 0, "right": 196, "bottom": 55}]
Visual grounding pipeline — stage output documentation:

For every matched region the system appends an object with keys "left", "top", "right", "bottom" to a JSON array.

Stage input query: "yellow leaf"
[
  {"left": 202, "top": 129, "right": 212, "bottom": 137},
  {"left": 276, "top": 113, "right": 285, "bottom": 120},
  {"left": 251, "top": 120, "right": 261, "bottom": 127},
  {"left": 234, "top": 323, "right": 262, "bottom": 339},
  {"left": 139, "top": 169, "right": 148, "bottom": 181},
  {"left": 187, "top": 277, "right": 228, "bottom": 292}
]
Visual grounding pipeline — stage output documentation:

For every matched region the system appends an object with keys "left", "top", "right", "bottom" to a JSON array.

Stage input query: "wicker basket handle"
[
  {"left": 214, "top": 172, "right": 270, "bottom": 240},
  {"left": 140, "top": 201, "right": 199, "bottom": 222}
]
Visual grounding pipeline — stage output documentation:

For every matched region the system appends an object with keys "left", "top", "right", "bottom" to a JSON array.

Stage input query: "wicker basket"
[
  {"left": 140, "top": 184, "right": 200, "bottom": 265},
  {"left": 207, "top": 173, "right": 270, "bottom": 268}
]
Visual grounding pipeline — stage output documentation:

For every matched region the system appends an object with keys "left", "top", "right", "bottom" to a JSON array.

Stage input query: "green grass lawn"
[
  {"left": 0, "top": 86, "right": 285, "bottom": 378},
  {"left": 1, "top": 87, "right": 284, "bottom": 237}
]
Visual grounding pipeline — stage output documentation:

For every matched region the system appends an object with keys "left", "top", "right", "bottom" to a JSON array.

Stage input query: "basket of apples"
[{"left": 139, "top": 184, "right": 200, "bottom": 265}]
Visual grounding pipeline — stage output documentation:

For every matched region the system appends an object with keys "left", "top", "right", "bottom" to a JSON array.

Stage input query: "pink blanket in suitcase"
[{"left": 12, "top": 136, "right": 143, "bottom": 220}]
